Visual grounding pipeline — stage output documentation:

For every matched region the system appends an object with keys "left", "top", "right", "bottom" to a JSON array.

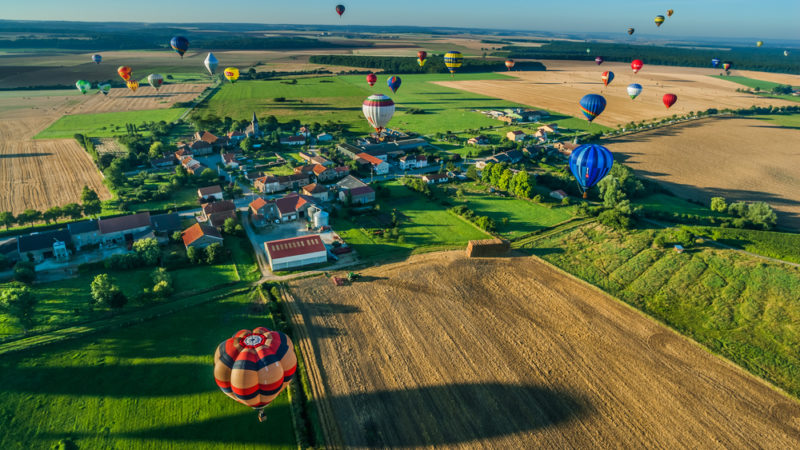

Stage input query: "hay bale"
[{"left": 466, "top": 239, "right": 510, "bottom": 257}]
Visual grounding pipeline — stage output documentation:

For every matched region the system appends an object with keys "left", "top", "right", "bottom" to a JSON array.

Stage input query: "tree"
[
  {"left": 466, "top": 165, "right": 478, "bottom": 181},
  {"left": 481, "top": 162, "right": 494, "bottom": 183},
  {"left": 727, "top": 201, "right": 748, "bottom": 217},
  {"left": 223, "top": 217, "right": 239, "bottom": 235},
  {"left": 598, "top": 209, "right": 631, "bottom": 230},
  {"left": 81, "top": 185, "right": 100, "bottom": 203},
  {"left": 104, "top": 162, "right": 125, "bottom": 187},
  {"left": 598, "top": 177, "right": 626, "bottom": 209},
  {"left": 0, "top": 211, "right": 15, "bottom": 230},
  {"left": 240, "top": 137, "right": 253, "bottom": 152},
  {"left": 13, "top": 262, "right": 36, "bottom": 284},
  {"left": 0, "top": 284, "right": 38, "bottom": 332},
  {"left": 148, "top": 141, "right": 165, "bottom": 159},
  {"left": 108, "top": 290, "right": 128, "bottom": 310},
  {"left": 82, "top": 200, "right": 102, "bottom": 218},
  {"left": 498, "top": 168, "right": 513, "bottom": 191},
  {"left": 62, "top": 203, "right": 83, "bottom": 220},
  {"left": 710, "top": 197, "right": 727, "bottom": 213},
  {"left": 205, "top": 243, "right": 224, "bottom": 264},
  {"left": 43, "top": 206, "right": 62, "bottom": 224},
  {"left": 489, "top": 163, "right": 507, "bottom": 186},
  {"left": 171, "top": 231, "right": 183, "bottom": 242},
  {"left": 512, "top": 171, "right": 532, "bottom": 198},
  {"left": 200, "top": 168, "right": 217, "bottom": 183},
  {"left": 187, "top": 246, "right": 205, "bottom": 264},
  {"left": 133, "top": 238, "right": 160, "bottom": 266},
  {"left": 17, "top": 209, "right": 41, "bottom": 227},
  {"left": 746, "top": 202, "right": 777, "bottom": 230},
  {"left": 90, "top": 274, "right": 125, "bottom": 310},
  {"left": 150, "top": 267, "right": 173, "bottom": 299}
]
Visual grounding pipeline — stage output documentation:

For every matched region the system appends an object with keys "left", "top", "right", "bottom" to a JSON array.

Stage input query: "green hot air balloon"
[
  {"left": 75, "top": 80, "right": 91, "bottom": 95},
  {"left": 98, "top": 83, "right": 111, "bottom": 96}
]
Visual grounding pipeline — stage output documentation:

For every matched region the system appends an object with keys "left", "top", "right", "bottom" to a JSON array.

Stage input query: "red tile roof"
[
  {"left": 198, "top": 185, "right": 222, "bottom": 196},
  {"left": 249, "top": 197, "right": 268, "bottom": 211},
  {"left": 99, "top": 212, "right": 151, "bottom": 235},
  {"left": 303, "top": 183, "right": 327, "bottom": 194},
  {"left": 334, "top": 166, "right": 350, "bottom": 173},
  {"left": 199, "top": 131, "right": 219, "bottom": 144},
  {"left": 349, "top": 185, "right": 375, "bottom": 197},
  {"left": 312, "top": 164, "right": 329, "bottom": 176},
  {"left": 275, "top": 194, "right": 309, "bottom": 215},
  {"left": 203, "top": 200, "right": 236, "bottom": 215},
  {"left": 182, "top": 223, "right": 222, "bottom": 247},
  {"left": 266, "top": 235, "right": 326, "bottom": 260},
  {"left": 356, "top": 153, "right": 384, "bottom": 166}
]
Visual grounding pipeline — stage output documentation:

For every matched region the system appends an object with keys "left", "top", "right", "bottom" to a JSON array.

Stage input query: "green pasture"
[
  {"left": 688, "top": 226, "right": 800, "bottom": 264},
  {"left": 525, "top": 223, "right": 800, "bottom": 397},
  {"left": 635, "top": 194, "right": 726, "bottom": 219},
  {"left": 0, "top": 291, "right": 295, "bottom": 449},
  {"left": 751, "top": 113, "right": 800, "bottom": 129},
  {"left": 35, "top": 108, "right": 185, "bottom": 139},
  {"left": 713, "top": 75, "right": 799, "bottom": 102}
]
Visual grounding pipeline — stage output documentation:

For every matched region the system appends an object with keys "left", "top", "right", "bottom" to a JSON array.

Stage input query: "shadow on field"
[
  {"left": 0, "top": 153, "right": 52, "bottom": 158},
  {"left": 336, "top": 382, "right": 587, "bottom": 447}
]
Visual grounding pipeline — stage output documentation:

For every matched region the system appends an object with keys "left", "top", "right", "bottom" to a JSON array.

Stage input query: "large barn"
[{"left": 265, "top": 235, "right": 327, "bottom": 271}]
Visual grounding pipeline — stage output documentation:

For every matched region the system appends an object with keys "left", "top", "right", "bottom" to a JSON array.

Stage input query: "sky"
[{"left": 4, "top": 0, "right": 800, "bottom": 41}]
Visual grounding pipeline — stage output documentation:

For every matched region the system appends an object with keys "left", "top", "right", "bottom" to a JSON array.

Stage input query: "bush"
[
  {"left": 13, "top": 262, "right": 36, "bottom": 284},
  {"left": 104, "top": 252, "right": 144, "bottom": 270},
  {"left": 598, "top": 209, "right": 632, "bottom": 230}
]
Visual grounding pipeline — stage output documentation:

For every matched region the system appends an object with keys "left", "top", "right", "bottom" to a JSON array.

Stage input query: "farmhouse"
[
  {"left": 150, "top": 154, "right": 176, "bottom": 169},
  {"left": 150, "top": 213, "right": 181, "bottom": 236},
  {"left": 197, "top": 185, "right": 224, "bottom": 202},
  {"left": 422, "top": 173, "right": 450, "bottom": 184},
  {"left": 275, "top": 193, "right": 317, "bottom": 222},
  {"left": 312, "top": 164, "right": 338, "bottom": 182},
  {"left": 343, "top": 185, "right": 376, "bottom": 204},
  {"left": 67, "top": 219, "right": 99, "bottom": 251},
  {"left": 299, "top": 152, "right": 333, "bottom": 167},
  {"left": 228, "top": 130, "right": 246, "bottom": 143},
  {"left": 398, "top": 154, "right": 428, "bottom": 170},
  {"left": 222, "top": 153, "right": 240, "bottom": 169},
  {"left": 506, "top": 130, "right": 527, "bottom": 142},
  {"left": 554, "top": 142, "right": 580, "bottom": 156},
  {"left": 468, "top": 135, "right": 490, "bottom": 146},
  {"left": 253, "top": 173, "right": 310, "bottom": 194},
  {"left": 99, "top": 212, "right": 152, "bottom": 247},
  {"left": 249, "top": 197, "right": 279, "bottom": 225},
  {"left": 280, "top": 136, "right": 306, "bottom": 146},
  {"left": 333, "top": 166, "right": 350, "bottom": 178},
  {"left": 487, "top": 150, "right": 525, "bottom": 165},
  {"left": 265, "top": 235, "right": 327, "bottom": 271},
  {"left": 195, "top": 131, "right": 229, "bottom": 149},
  {"left": 539, "top": 124, "right": 559, "bottom": 134},
  {"left": 17, "top": 229, "right": 72, "bottom": 263},
  {"left": 302, "top": 183, "right": 331, "bottom": 202},
  {"left": 356, "top": 153, "right": 390, "bottom": 175},
  {"left": 181, "top": 223, "right": 224, "bottom": 250},
  {"left": 186, "top": 140, "right": 213, "bottom": 156},
  {"left": 201, "top": 201, "right": 237, "bottom": 228}
]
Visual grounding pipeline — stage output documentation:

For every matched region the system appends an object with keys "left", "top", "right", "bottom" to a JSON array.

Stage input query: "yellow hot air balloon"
[
  {"left": 655, "top": 15, "right": 665, "bottom": 27},
  {"left": 756, "top": 41, "right": 763, "bottom": 47},
  {"left": 444, "top": 51, "right": 463, "bottom": 77},
  {"left": 224, "top": 67, "right": 240, "bottom": 84},
  {"left": 126, "top": 79, "right": 139, "bottom": 93}
]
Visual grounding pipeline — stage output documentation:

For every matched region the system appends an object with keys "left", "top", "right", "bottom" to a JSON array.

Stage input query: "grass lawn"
[
  {"left": 524, "top": 223, "right": 800, "bottom": 397},
  {"left": 712, "top": 75, "right": 799, "bottom": 102},
  {"left": 751, "top": 113, "right": 800, "bottom": 129},
  {"left": 35, "top": 108, "right": 185, "bottom": 139},
  {"left": 126, "top": 186, "right": 200, "bottom": 213},
  {"left": 687, "top": 226, "right": 800, "bottom": 264},
  {"left": 0, "top": 291, "right": 296, "bottom": 449},
  {"left": 226, "top": 235, "right": 262, "bottom": 282},
  {"left": 635, "top": 194, "right": 726, "bottom": 219}
]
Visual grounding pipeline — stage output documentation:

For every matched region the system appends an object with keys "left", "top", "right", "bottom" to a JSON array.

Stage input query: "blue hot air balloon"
[
  {"left": 711, "top": 58, "right": 720, "bottom": 68},
  {"left": 579, "top": 94, "right": 606, "bottom": 122},
  {"left": 387, "top": 76, "right": 402, "bottom": 93},
  {"left": 170, "top": 36, "right": 190, "bottom": 58},
  {"left": 91, "top": 54, "right": 102, "bottom": 64},
  {"left": 569, "top": 144, "right": 614, "bottom": 197}
]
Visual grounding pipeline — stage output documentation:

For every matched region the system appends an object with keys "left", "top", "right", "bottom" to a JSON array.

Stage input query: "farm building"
[
  {"left": 201, "top": 201, "right": 236, "bottom": 228},
  {"left": 316, "top": 132, "right": 333, "bottom": 142},
  {"left": 341, "top": 185, "right": 375, "bottom": 204},
  {"left": 313, "top": 164, "right": 338, "bottom": 182},
  {"left": 280, "top": 136, "right": 306, "bottom": 146},
  {"left": 356, "top": 153, "right": 390, "bottom": 175},
  {"left": 422, "top": 173, "right": 450, "bottom": 184},
  {"left": 198, "top": 185, "right": 224, "bottom": 202},
  {"left": 99, "top": 212, "right": 152, "bottom": 247},
  {"left": 17, "top": 229, "right": 72, "bottom": 263},
  {"left": 249, "top": 197, "right": 279, "bottom": 225},
  {"left": 265, "top": 235, "right": 327, "bottom": 271},
  {"left": 466, "top": 239, "right": 510, "bottom": 257},
  {"left": 222, "top": 153, "right": 240, "bottom": 169},
  {"left": 303, "top": 183, "right": 331, "bottom": 202},
  {"left": 67, "top": 219, "right": 99, "bottom": 251},
  {"left": 468, "top": 135, "right": 490, "bottom": 146},
  {"left": 399, "top": 154, "right": 428, "bottom": 170},
  {"left": 150, "top": 213, "right": 182, "bottom": 236},
  {"left": 275, "top": 193, "right": 318, "bottom": 222},
  {"left": 506, "top": 130, "right": 527, "bottom": 142},
  {"left": 182, "top": 223, "right": 224, "bottom": 249}
]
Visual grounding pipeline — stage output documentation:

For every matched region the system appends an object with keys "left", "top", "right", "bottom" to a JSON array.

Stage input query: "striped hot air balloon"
[
  {"left": 417, "top": 50, "right": 427, "bottom": 67},
  {"left": 722, "top": 61, "right": 732, "bottom": 72},
  {"left": 214, "top": 327, "right": 297, "bottom": 422},
  {"left": 595, "top": 56, "right": 604, "bottom": 65},
  {"left": 91, "top": 54, "right": 102, "bottom": 64},
  {"left": 98, "top": 83, "right": 111, "bottom": 96},
  {"left": 627, "top": 83, "right": 642, "bottom": 100},
  {"left": 505, "top": 59, "right": 515, "bottom": 70},
  {"left": 579, "top": 94, "right": 606, "bottom": 122},
  {"left": 147, "top": 73, "right": 164, "bottom": 90},
  {"left": 627, "top": 28, "right": 635, "bottom": 36},
  {"left": 170, "top": 36, "right": 189, "bottom": 58},
  {"left": 569, "top": 144, "right": 614, "bottom": 198},
  {"left": 655, "top": 15, "right": 665, "bottom": 27},
  {"left": 362, "top": 94, "right": 395, "bottom": 135},
  {"left": 601, "top": 71, "right": 614, "bottom": 87},
  {"left": 444, "top": 51, "right": 463, "bottom": 76}
]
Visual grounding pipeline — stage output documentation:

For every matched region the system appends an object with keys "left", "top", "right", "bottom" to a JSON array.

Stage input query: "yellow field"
[{"left": 65, "top": 83, "right": 207, "bottom": 115}]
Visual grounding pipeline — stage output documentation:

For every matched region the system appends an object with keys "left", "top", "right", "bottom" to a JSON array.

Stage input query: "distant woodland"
[{"left": 309, "top": 55, "right": 547, "bottom": 73}]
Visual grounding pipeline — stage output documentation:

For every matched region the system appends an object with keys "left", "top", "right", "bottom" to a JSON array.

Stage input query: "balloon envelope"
[
  {"left": 91, "top": 54, "right": 102, "bottom": 64},
  {"left": 98, "top": 83, "right": 111, "bottom": 96},
  {"left": 213, "top": 327, "right": 297, "bottom": 411},
  {"left": 627, "top": 83, "right": 642, "bottom": 99},
  {"left": 387, "top": 76, "right": 402, "bottom": 93},
  {"left": 147, "top": 73, "right": 164, "bottom": 90},
  {"left": 667, "top": 9, "right": 674, "bottom": 17},
  {"left": 75, "top": 80, "right": 91, "bottom": 95},
  {"left": 569, "top": 144, "right": 614, "bottom": 191},
  {"left": 335, "top": 4, "right": 345, "bottom": 16},
  {"left": 631, "top": 59, "right": 644, "bottom": 73},
  {"left": 627, "top": 28, "right": 635, "bottom": 35},
  {"left": 170, "top": 36, "right": 189, "bottom": 58},
  {"left": 444, "top": 51, "right": 463, "bottom": 74},
  {"left": 366, "top": 73, "right": 377, "bottom": 87},
  {"left": 117, "top": 66, "right": 132, "bottom": 81},
  {"left": 757, "top": 41, "right": 763, "bottom": 47},
  {"left": 711, "top": 58, "right": 720, "bottom": 68},
  {"left": 126, "top": 80, "right": 139, "bottom": 92},
  {"left": 579, "top": 94, "right": 606, "bottom": 122},
  {"left": 204, "top": 52, "right": 218, "bottom": 75},
  {"left": 224, "top": 67, "right": 240, "bottom": 83},
  {"left": 663, "top": 93, "right": 677, "bottom": 109},
  {"left": 785, "top": 50, "right": 790, "bottom": 57},
  {"left": 722, "top": 61, "right": 732, "bottom": 71},
  {"left": 655, "top": 15, "right": 665, "bottom": 26},
  {"left": 595, "top": 56, "right": 604, "bottom": 65},
  {"left": 601, "top": 71, "right": 614, "bottom": 87},
  {"left": 362, "top": 94, "right": 395, "bottom": 133},
  {"left": 505, "top": 59, "right": 515, "bottom": 70}
]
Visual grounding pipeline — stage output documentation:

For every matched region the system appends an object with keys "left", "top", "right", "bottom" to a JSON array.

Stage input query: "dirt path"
[{"left": 288, "top": 251, "right": 800, "bottom": 448}]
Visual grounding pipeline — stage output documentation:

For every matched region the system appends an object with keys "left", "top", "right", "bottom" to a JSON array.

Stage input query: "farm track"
[{"left": 289, "top": 251, "right": 800, "bottom": 448}]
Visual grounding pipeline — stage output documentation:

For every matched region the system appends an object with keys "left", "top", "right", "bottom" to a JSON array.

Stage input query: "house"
[
  {"left": 539, "top": 124, "right": 559, "bottom": 134},
  {"left": 302, "top": 183, "right": 331, "bottom": 202},
  {"left": 150, "top": 154, "right": 176, "bottom": 168},
  {"left": 295, "top": 164, "right": 317, "bottom": 176},
  {"left": 336, "top": 175, "right": 368, "bottom": 191},
  {"left": 506, "top": 130, "right": 527, "bottom": 142},
  {"left": 198, "top": 185, "right": 224, "bottom": 202},
  {"left": 554, "top": 142, "right": 580, "bottom": 156},
  {"left": 674, "top": 245, "right": 685, "bottom": 254},
  {"left": 312, "top": 164, "right": 337, "bottom": 183},
  {"left": 275, "top": 193, "right": 316, "bottom": 222},
  {"left": 298, "top": 127, "right": 311, "bottom": 138},
  {"left": 333, "top": 166, "right": 350, "bottom": 178},
  {"left": 180, "top": 156, "right": 204, "bottom": 175},
  {"left": 249, "top": 197, "right": 279, "bottom": 224},
  {"left": 422, "top": 173, "right": 450, "bottom": 184},
  {"left": 398, "top": 154, "right": 428, "bottom": 170},
  {"left": 253, "top": 174, "right": 310, "bottom": 194},
  {"left": 99, "top": 212, "right": 152, "bottom": 246},
  {"left": 174, "top": 148, "right": 192, "bottom": 160},
  {"left": 228, "top": 130, "right": 246, "bottom": 143},
  {"left": 195, "top": 131, "right": 226, "bottom": 149},
  {"left": 533, "top": 129, "right": 548, "bottom": 143},
  {"left": 254, "top": 176, "right": 281, "bottom": 194},
  {"left": 17, "top": 229, "right": 72, "bottom": 263},
  {"left": 68, "top": 219, "right": 100, "bottom": 251},
  {"left": 280, "top": 136, "right": 306, "bottom": 146},
  {"left": 245, "top": 112, "right": 262, "bottom": 138},
  {"left": 222, "top": 153, "right": 240, "bottom": 169},
  {"left": 201, "top": 200, "right": 237, "bottom": 228},
  {"left": 182, "top": 223, "right": 224, "bottom": 250},
  {"left": 316, "top": 132, "right": 333, "bottom": 142},
  {"left": 498, "top": 150, "right": 524, "bottom": 164},
  {"left": 310, "top": 155, "right": 333, "bottom": 167},
  {"left": 467, "top": 135, "right": 490, "bottom": 146},
  {"left": 336, "top": 143, "right": 364, "bottom": 160},
  {"left": 150, "top": 213, "right": 182, "bottom": 236},
  {"left": 188, "top": 140, "right": 213, "bottom": 156},
  {"left": 531, "top": 110, "right": 550, "bottom": 121},
  {"left": 341, "top": 185, "right": 375, "bottom": 204},
  {"left": 265, "top": 235, "right": 327, "bottom": 271},
  {"left": 549, "top": 190, "right": 568, "bottom": 201},
  {"left": 356, "top": 153, "right": 390, "bottom": 175}
]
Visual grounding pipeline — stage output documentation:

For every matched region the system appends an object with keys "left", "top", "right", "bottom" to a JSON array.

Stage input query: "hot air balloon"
[
  {"left": 91, "top": 54, "right": 102, "bottom": 64},
  {"left": 335, "top": 4, "right": 345, "bottom": 17},
  {"left": 366, "top": 73, "right": 377, "bottom": 87},
  {"left": 627, "top": 28, "right": 635, "bottom": 36},
  {"left": 170, "top": 36, "right": 189, "bottom": 58},
  {"left": 569, "top": 144, "right": 613, "bottom": 198},
  {"left": 417, "top": 51, "right": 427, "bottom": 67},
  {"left": 722, "top": 61, "right": 732, "bottom": 72},
  {"left": 631, "top": 59, "right": 644, "bottom": 74},
  {"left": 756, "top": 41, "right": 763, "bottom": 47},
  {"left": 579, "top": 94, "right": 606, "bottom": 122},
  {"left": 667, "top": 9, "right": 674, "bottom": 17},
  {"left": 444, "top": 51, "right": 463, "bottom": 76},
  {"left": 126, "top": 79, "right": 139, "bottom": 93},
  {"left": 505, "top": 59, "right": 515, "bottom": 70},
  {"left": 224, "top": 67, "right": 240, "bottom": 84},
  {"left": 204, "top": 52, "right": 218, "bottom": 75},
  {"left": 586, "top": 48, "right": 591, "bottom": 54},
  {"left": 75, "top": 80, "right": 91, "bottom": 95},
  {"left": 362, "top": 94, "right": 395, "bottom": 135},
  {"left": 148, "top": 73, "right": 164, "bottom": 90},
  {"left": 663, "top": 93, "right": 677, "bottom": 109},
  {"left": 601, "top": 71, "right": 614, "bottom": 87},
  {"left": 117, "top": 66, "right": 132, "bottom": 81},
  {"left": 785, "top": 50, "right": 790, "bottom": 57},
  {"left": 98, "top": 83, "right": 111, "bottom": 96},
  {"left": 595, "top": 56, "right": 604, "bottom": 65},
  {"left": 627, "top": 83, "right": 643, "bottom": 100},
  {"left": 213, "top": 327, "right": 297, "bottom": 423},
  {"left": 387, "top": 76, "right": 402, "bottom": 93},
  {"left": 655, "top": 15, "right": 665, "bottom": 27},
  {"left": 711, "top": 58, "right": 720, "bottom": 68}
]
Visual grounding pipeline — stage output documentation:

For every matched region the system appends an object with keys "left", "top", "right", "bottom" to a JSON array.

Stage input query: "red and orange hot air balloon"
[
  {"left": 335, "top": 4, "right": 345, "bottom": 17},
  {"left": 505, "top": 59, "right": 515, "bottom": 71},
  {"left": 366, "top": 73, "right": 377, "bottom": 87},
  {"left": 663, "top": 93, "right": 677, "bottom": 109},
  {"left": 117, "top": 66, "right": 132, "bottom": 81},
  {"left": 214, "top": 327, "right": 297, "bottom": 422},
  {"left": 631, "top": 59, "right": 643, "bottom": 74},
  {"left": 417, "top": 50, "right": 427, "bottom": 67}
]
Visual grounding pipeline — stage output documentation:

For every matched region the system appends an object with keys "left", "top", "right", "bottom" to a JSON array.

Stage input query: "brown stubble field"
[
  {"left": 287, "top": 252, "right": 800, "bottom": 448},
  {"left": 606, "top": 117, "right": 800, "bottom": 229},
  {"left": 64, "top": 82, "right": 208, "bottom": 115},
  {"left": 434, "top": 60, "right": 799, "bottom": 127}
]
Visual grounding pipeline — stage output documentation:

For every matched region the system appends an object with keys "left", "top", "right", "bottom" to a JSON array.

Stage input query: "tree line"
[
  {"left": 0, "top": 185, "right": 102, "bottom": 231},
  {"left": 308, "top": 55, "right": 546, "bottom": 74}
]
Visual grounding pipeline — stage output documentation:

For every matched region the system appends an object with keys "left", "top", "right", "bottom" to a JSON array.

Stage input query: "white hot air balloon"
[
  {"left": 627, "top": 83, "right": 643, "bottom": 100},
  {"left": 204, "top": 52, "right": 219, "bottom": 75},
  {"left": 362, "top": 94, "right": 395, "bottom": 135},
  {"left": 147, "top": 73, "right": 164, "bottom": 90}
]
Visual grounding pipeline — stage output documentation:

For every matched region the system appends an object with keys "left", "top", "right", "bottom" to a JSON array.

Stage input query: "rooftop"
[
  {"left": 336, "top": 175, "right": 368, "bottom": 190},
  {"left": 303, "top": 183, "right": 327, "bottom": 194},
  {"left": 198, "top": 185, "right": 223, "bottom": 196},
  {"left": 356, "top": 152, "right": 385, "bottom": 166},
  {"left": 18, "top": 229, "right": 72, "bottom": 253},
  {"left": 67, "top": 219, "right": 98, "bottom": 235},
  {"left": 349, "top": 185, "right": 376, "bottom": 197},
  {"left": 98, "top": 212, "right": 151, "bottom": 235},
  {"left": 182, "top": 223, "right": 223, "bottom": 247},
  {"left": 150, "top": 213, "right": 181, "bottom": 232},
  {"left": 249, "top": 197, "right": 269, "bottom": 210},
  {"left": 266, "top": 235, "right": 326, "bottom": 260},
  {"left": 203, "top": 200, "right": 236, "bottom": 215}
]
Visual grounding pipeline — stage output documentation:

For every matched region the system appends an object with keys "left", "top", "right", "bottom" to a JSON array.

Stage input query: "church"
[{"left": 245, "top": 112, "right": 262, "bottom": 138}]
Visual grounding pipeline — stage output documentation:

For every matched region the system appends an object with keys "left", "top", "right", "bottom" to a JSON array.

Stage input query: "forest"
[{"left": 308, "top": 55, "right": 546, "bottom": 73}]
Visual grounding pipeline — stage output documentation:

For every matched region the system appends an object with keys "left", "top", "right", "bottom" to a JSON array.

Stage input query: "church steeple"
[{"left": 251, "top": 112, "right": 259, "bottom": 136}]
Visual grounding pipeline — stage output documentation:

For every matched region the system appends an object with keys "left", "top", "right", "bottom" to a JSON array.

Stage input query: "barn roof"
[{"left": 266, "top": 235, "right": 326, "bottom": 260}]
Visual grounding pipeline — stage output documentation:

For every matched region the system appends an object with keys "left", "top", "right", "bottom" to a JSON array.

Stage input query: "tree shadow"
[{"left": 0, "top": 153, "right": 53, "bottom": 158}]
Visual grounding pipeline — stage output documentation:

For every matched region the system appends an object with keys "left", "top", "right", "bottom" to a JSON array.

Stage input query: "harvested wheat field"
[
  {"left": 287, "top": 252, "right": 800, "bottom": 448},
  {"left": 64, "top": 83, "right": 207, "bottom": 115},
  {"left": 607, "top": 117, "right": 800, "bottom": 229},
  {"left": 434, "top": 60, "right": 798, "bottom": 127}
]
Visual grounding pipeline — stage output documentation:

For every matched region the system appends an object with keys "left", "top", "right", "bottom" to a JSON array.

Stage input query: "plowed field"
[
  {"left": 288, "top": 252, "right": 800, "bottom": 448},
  {"left": 63, "top": 83, "right": 207, "bottom": 115}
]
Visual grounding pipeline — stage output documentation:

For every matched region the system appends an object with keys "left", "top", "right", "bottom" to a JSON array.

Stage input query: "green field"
[
  {"left": 0, "top": 291, "right": 296, "bottom": 449},
  {"left": 688, "top": 226, "right": 800, "bottom": 264},
  {"left": 635, "top": 194, "right": 726, "bottom": 219},
  {"left": 751, "top": 113, "right": 800, "bottom": 129},
  {"left": 201, "top": 73, "right": 599, "bottom": 137},
  {"left": 334, "top": 181, "right": 489, "bottom": 262},
  {"left": 35, "top": 108, "right": 185, "bottom": 139},
  {"left": 524, "top": 223, "right": 800, "bottom": 397},
  {"left": 713, "top": 75, "right": 799, "bottom": 102}
]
